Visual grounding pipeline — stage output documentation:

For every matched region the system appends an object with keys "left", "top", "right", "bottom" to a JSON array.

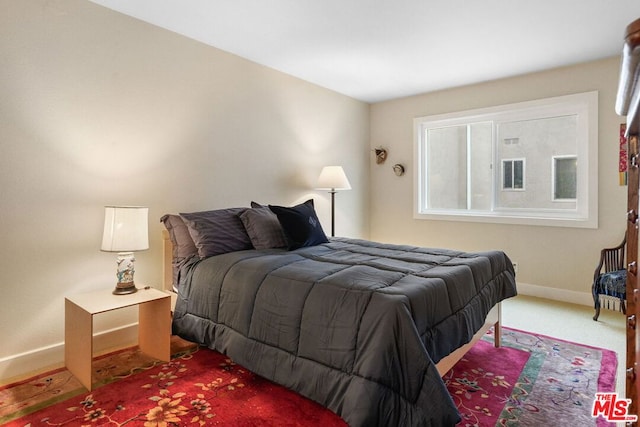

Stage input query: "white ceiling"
[{"left": 89, "top": 0, "right": 640, "bottom": 103}]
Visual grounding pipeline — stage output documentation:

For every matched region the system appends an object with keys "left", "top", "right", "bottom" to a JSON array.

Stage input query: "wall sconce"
[
  {"left": 374, "top": 147, "right": 387, "bottom": 164},
  {"left": 393, "top": 164, "right": 405, "bottom": 176},
  {"left": 101, "top": 206, "right": 149, "bottom": 295}
]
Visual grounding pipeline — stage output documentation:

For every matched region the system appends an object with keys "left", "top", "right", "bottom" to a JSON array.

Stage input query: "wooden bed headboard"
[{"left": 161, "top": 229, "right": 173, "bottom": 293}]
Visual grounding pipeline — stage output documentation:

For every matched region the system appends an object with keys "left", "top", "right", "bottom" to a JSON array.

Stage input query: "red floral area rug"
[
  {"left": 445, "top": 327, "right": 618, "bottom": 427},
  {"left": 2, "top": 347, "right": 347, "bottom": 427},
  {"left": 1, "top": 328, "right": 618, "bottom": 426}
]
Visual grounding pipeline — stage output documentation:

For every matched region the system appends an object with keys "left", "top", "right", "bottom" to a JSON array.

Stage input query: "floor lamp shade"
[
  {"left": 316, "top": 166, "right": 352, "bottom": 191},
  {"left": 316, "top": 166, "right": 351, "bottom": 237},
  {"left": 101, "top": 206, "right": 149, "bottom": 295}
]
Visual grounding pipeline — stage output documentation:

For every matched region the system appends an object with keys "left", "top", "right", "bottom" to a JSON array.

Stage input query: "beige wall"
[
  {"left": 1, "top": 0, "right": 627, "bottom": 381},
  {"left": 0, "top": 0, "right": 369, "bottom": 379},
  {"left": 370, "top": 57, "right": 626, "bottom": 303}
]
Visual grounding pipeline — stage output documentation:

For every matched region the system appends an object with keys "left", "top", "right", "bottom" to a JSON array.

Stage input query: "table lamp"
[{"left": 101, "top": 206, "right": 149, "bottom": 295}]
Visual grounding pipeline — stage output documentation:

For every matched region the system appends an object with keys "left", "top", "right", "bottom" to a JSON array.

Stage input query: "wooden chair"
[{"left": 592, "top": 234, "right": 627, "bottom": 321}]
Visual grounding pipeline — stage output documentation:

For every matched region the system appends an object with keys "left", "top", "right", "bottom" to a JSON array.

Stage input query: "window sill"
[{"left": 413, "top": 210, "right": 597, "bottom": 229}]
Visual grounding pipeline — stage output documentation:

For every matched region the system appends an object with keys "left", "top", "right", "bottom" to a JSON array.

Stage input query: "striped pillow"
[
  {"left": 180, "top": 208, "right": 252, "bottom": 258},
  {"left": 240, "top": 206, "right": 287, "bottom": 249}
]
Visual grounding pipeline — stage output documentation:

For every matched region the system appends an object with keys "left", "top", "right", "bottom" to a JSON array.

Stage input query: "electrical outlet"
[{"left": 512, "top": 262, "right": 518, "bottom": 273}]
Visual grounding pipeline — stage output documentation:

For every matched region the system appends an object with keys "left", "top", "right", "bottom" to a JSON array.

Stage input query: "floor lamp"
[{"left": 316, "top": 166, "right": 351, "bottom": 237}]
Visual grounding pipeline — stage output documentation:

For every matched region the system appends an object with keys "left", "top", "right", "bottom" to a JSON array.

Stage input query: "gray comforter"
[{"left": 172, "top": 238, "right": 517, "bottom": 426}]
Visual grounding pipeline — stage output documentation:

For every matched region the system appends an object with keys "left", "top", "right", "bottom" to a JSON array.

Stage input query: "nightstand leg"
[
  {"left": 138, "top": 297, "right": 170, "bottom": 361},
  {"left": 65, "top": 299, "right": 93, "bottom": 390}
]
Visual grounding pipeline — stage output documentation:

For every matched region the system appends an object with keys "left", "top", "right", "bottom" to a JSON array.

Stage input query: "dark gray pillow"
[
  {"left": 180, "top": 208, "right": 252, "bottom": 258},
  {"left": 240, "top": 206, "right": 287, "bottom": 249},
  {"left": 269, "top": 199, "right": 328, "bottom": 250},
  {"left": 160, "top": 214, "right": 198, "bottom": 260}
]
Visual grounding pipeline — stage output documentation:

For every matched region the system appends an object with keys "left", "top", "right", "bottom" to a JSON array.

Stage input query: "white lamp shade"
[
  {"left": 101, "top": 206, "right": 149, "bottom": 252},
  {"left": 316, "top": 166, "right": 352, "bottom": 190}
]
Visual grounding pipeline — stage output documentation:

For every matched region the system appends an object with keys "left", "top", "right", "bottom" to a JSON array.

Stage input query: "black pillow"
[{"left": 269, "top": 199, "right": 328, "bottom": 250}]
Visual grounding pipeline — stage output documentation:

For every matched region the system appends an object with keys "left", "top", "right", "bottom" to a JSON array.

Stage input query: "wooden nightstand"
[{"left": 65, "top": 287, "right": 171, "bottom": 390}]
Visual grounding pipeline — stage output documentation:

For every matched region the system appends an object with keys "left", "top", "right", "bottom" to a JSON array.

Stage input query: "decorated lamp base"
[
  {"left": 113, "top": 281, "right": 137, "bottom": 295},
  {"left": 113, "top": 252, "right": 138, "bottom": 295}
]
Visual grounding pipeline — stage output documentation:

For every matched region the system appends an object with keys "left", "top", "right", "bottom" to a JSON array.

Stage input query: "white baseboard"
[
  {"left": 0, "top": 323, "right": 138, "bottom": 384},
  {"left": 516, "top": 281, "right": 594, "bottom": 307}
]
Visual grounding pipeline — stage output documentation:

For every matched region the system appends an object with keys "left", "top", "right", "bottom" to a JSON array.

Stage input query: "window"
[
  {"left": 502, "top": 159, "right": 525, "bottom": 190},
  {"left": 413, "top": 91, "right": 598, "bottom": 228},
  {"left": 553, "top": 156, "right": 577, "bottom": 201}
]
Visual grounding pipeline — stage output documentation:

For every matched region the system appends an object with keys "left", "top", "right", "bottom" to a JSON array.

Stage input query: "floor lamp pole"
[{"left": 330, "top": 190, "right": 336, "bottom": 237}]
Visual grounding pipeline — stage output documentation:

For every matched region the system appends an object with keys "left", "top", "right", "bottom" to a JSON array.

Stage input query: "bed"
[{"left": 161, "top": 201, "right": 517, "bottom": 426}]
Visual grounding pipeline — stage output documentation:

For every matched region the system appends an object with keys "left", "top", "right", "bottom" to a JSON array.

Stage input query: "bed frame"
[{"left": 161, "top": 229, "right": 501, "bottom": 376}]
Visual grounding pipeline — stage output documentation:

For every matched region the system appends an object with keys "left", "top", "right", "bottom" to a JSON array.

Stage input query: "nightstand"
[{"left": 65, "top": 287, "right": 171, "bottom": 390}]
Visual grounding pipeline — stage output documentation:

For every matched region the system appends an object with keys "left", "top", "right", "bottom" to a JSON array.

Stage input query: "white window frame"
[
  {"left": 413, "top": 91, "right": 598, "bottom": 228},
  {"left": 502, "top": 158, "right": 526, "bottom": 191}
]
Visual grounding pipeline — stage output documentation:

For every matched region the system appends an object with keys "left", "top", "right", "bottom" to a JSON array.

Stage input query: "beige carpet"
[{"left": 501, "top": 294, "right": 626, "bottom": 396}]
